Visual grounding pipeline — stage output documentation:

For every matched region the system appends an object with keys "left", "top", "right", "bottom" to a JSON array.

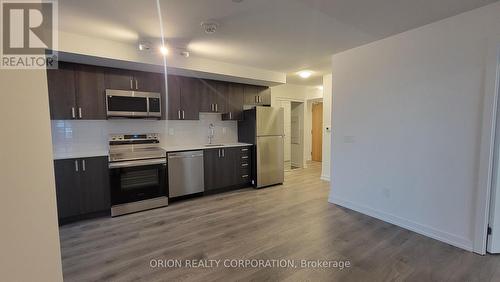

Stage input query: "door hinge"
[{"left": 488, "top": 226, "right": 492, "bottom": 235}]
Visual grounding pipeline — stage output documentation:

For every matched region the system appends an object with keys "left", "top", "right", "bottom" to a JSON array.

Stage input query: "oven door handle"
[{"left": 109, "top": 158, "right": 166, "bottom": 168}]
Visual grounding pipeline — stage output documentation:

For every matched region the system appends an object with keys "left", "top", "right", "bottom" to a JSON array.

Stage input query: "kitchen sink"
[{"left": 204, "top": 144, "right": 224, "bottom": 147}]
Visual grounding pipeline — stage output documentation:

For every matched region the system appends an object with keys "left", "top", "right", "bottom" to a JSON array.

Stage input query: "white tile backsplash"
[{"left": 51, "top": 113, "right": 238, "bottom": 155}]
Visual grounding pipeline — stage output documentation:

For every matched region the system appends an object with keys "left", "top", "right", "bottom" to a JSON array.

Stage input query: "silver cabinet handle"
[
  {"left": 242, "top": 156, "right": 249, "bottom": 159},
  {"left": 74, "top": 160, "right": 79, "bottom": 172},
  {"left": 82, "top": 159, "right": 86, "bottom": 171},
  {"left": 242, "top": 175, "right": 249, "bottom": 178},
  {"left": 135, "top": 79, "right": 138, "bottom": 90},
  {"left": 71, "top": 107, "right": 76, "bottom": 119},
  {"left": 130, "top": 78, "right": 133, "bottom": 89},
  {"left": 222, "top": 148, "right": 225, "bottom": 157},
  {"left": 215, "top": 104, "right": 218, "bottom": 112},
  {"left": 182, "top": 110, "right": 185, "bottom": 119},
  {"left": 241, "top": 148, "right": 249, "bottom": 152},
  {"left": 218, "top": 149, "right": 221, "bottom": 158},
  {"left": 78, "top": 107, "right": 82, "bottom": 119},
  {"left": 178, "top": 110, "right": 181, "bottom": 119},
  {"left": 255, "top": 96, "right": 258, "bottom": 103},
  {"left": 229, "top": 112, "right": 232, "bottom": 119}
]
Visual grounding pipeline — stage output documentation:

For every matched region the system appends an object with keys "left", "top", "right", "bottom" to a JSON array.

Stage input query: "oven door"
[{"left": 109, "top": 159, "right": 167, "bottom": 205}]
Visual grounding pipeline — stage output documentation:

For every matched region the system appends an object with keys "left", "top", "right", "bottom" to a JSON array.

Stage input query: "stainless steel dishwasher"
[{"left": 167, "top": 150, "right": 204, "bottom": 198}]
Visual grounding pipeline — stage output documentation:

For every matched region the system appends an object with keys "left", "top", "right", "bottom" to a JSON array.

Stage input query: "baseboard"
[
  {"left": 320, "top": 175, "right": 330, "bottom": 181},
  {"left": 328, "top": 195, "right": 474, "bottom": 252}
]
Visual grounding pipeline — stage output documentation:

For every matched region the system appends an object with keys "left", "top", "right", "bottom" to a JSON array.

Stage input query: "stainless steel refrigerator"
[{"left": 238, "top": 106, "right": 284, "bottom": 188}]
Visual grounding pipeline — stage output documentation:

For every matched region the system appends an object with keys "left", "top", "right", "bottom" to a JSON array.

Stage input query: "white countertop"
[
  {"left": 162, "top": 143, "right": 253, "bottom": 152},
  {"left": 52, "top": 143, "right": 253, "bottom": 160},
  {"left": 53, "top": 150, "right": 109, "bottom": 160}
]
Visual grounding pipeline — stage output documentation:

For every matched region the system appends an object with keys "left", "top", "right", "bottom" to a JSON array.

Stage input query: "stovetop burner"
[{"left": 108, "top": 133, "right": 165, "bottom": 162}]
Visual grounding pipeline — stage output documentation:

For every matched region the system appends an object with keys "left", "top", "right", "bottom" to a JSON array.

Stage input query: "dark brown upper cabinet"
[
  {"left": 47, "top": 62, "right": 77, "bottom": 120},
  {"left": 243, "top": 84, "right": 271, "bottom": 106},
  {"left": 74, "top": 64, "right": 106, "bottom": 119},
  {"left": 104, "top": 68, "right": 163, "bottom": 93},
  {"left": 222, "top": 83, "right": 244, "bottom": 120},
  {"left": 47, "top": 62, "right": 106, "bottom": 120},
  {"left": 134, "top": 71, "right": 163, "bottom": 93},
  {"left": 198, "top": 79, "right": 218, "bottom": 113},
  {"left": 167, "top": 75, "right": 199, "bottom": 120}
]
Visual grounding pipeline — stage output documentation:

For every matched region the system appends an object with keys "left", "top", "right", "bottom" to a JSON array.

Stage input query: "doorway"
[
  {"left": 277, "top": 99, "right": 304, "bottom": 171},
  {"left": 290, "top": 102, "right": 304, "bottom": 169},
  {"left": 312, "top": 102, "right": 323, "bottom": 162}
]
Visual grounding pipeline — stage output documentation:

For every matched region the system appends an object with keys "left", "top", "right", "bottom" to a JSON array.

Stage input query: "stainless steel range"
[{"left": 108, "top": 133, "right": 168, "bottom": 216}]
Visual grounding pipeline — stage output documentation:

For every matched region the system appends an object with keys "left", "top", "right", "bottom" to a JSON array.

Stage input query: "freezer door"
[
  {"left": 257, "top": 135, "right": 284, "bottom": 187},
  {"left": 256, "top": 106, "right": 284, "bottom": 136}
]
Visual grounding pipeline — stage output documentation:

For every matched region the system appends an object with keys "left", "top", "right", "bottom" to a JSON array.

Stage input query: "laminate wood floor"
[{"left": 59, "top": 162, "right": 500, "bottom": 282}]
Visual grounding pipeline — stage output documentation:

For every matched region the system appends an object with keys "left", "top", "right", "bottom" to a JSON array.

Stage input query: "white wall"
[
  {"left": 322, "top": 75, "right": 332, "bottom": 181},
  {"left": 328, "top": 2, "right": 500, "bottom": 251},
  {"left": 0, "top": 70, "right": 63, "bottom": 281},
  {"left": 271, "top": 84, "right": 323, "bottom": 167}
]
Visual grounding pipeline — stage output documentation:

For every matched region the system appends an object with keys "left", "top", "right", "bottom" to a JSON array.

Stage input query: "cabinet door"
[
  {"left": 222, "top": 83, "right": 244, "bottom": 120},
  {"left": 258, "top": 87, "right": 271, "bottom": 105},
  {"left": 203, "top": 148, "right": 220, "bottom": 191},
  {"left": 214, "top": 82, "right": 228, "bottom": 113},
  {"left": 243, "top": 85, "right": 271, "bottom": 106},
  {"left": 104, "top": 68, "right": 134, "bottom": 90},
  {"left": 134, "top": 71, "right": 162, "bottom": 93},
  {"left": 199, "top": 79, "right": 217, "bottom": 112},
  {"left": 75, "top": 64, "right": 106, "bottom": 119},
  {"left": 243, "top": 84, "right": 259, "bottom": 105},
  {"left": 167, "top": 75, "right": 181, "bottom": 120},
  {"left": 47, "top": 62, "right": 77, "bottom": 119},
  {"left": 54, "top": 159, "right": 81, "bottom": 219},
  {"left": 80, "top": 157, "right": 110, "bottom": 214},
  {"left": 180, "top": 76, "right": 200, "bottom": 120},
  {"left": 223, "top": 147, "right": 240, "bottom": 187}
]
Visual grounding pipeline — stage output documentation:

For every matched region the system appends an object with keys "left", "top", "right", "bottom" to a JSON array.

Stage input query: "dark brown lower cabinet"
[
  {"left": 203, "top": 146, "right": 252, "bottom": 192},
  {"left": 54, "top": 156, "right": 110, "bottom": 223}
]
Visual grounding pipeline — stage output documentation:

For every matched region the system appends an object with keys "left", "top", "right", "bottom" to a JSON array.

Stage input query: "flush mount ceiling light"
[
  {"left": 297, "top": 70, "right": 313, "bottom": 79},
  {"left": 159, "top": 46, "right": 169, "bottom": 56},
  {"left": 201, "top": 21, "right": 219, "bottom": 34},
  {"left": 138, "top": 41, "right": 151, "bottom": 51}
]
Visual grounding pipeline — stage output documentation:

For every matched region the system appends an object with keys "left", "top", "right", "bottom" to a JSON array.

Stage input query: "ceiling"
[{"left": 58, "top": 0, "right": 498, "bottom": 85}]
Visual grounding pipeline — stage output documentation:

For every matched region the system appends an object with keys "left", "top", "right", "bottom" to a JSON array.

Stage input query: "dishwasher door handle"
[{"left": 168, "top": 154, "right": 203, "bottom": 159}]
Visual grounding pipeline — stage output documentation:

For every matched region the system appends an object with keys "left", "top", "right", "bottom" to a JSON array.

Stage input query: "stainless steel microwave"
[{"left": 106, "top": 89, "right": 161, "bottom": 118}]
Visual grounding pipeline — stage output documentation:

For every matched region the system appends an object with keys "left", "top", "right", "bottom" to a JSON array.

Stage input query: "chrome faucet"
[{"left": 208, "top": 123, "right": 215, "bottom": 144}]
